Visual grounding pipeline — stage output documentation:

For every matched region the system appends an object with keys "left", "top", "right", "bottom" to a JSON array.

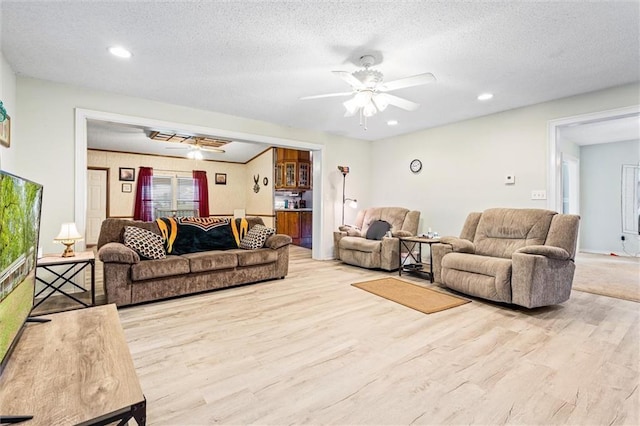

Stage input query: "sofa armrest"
[
  {"left": 515, "top": 245, "right": 571, "bottom": 261},
  {"left": 98, "top": 242, "right": 140, "bottom": 264},
  {"left": 265, "top": 234, "right": 292, "bottom": 250},
  {"left": 440, "top": 236, "right": 475, "bottom": 253}
]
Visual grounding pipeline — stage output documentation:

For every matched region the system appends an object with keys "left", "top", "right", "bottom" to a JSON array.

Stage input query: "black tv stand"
[
  {"left": 0, "top": 415, "right": 33, "bottom": 424},
  {"left": 26, "top": 317, "right": 51, "bottom": 323}
]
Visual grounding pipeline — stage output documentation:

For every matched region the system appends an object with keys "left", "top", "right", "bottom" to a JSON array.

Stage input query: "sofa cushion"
[
  {"left": 123, "top": 226, "right": 166, "bottom": 260},
  {"left": 240, "top": 224, "right": 275, "bottom": 249},
  {"left": 366, "top": 220, "right": 391, "bottom": 240},
  {"left": 234, "top": 248, "right": 278, "bottom": 266},
  {"left": 473, "top": 208, "right": 556, "bottom": 258},
  {"left": 339, "top": 236, "right": 382, "bottom": 253},
  {"left": 130, "top": 255, "right": 190, "bottom": 281},
  {"left": 442, "top": 252, "right": 512, "bottom": 302},
  {"left": 182, "top": 251, "right": 238, "bottom": 273},
  {"left": 156, "top": 217, "right": 237, "bottom": 254}
]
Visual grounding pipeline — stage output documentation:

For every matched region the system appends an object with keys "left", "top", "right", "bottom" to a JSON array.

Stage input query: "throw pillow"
[
  {"left": 365, "top": 220, "right": 391, "bottom": 240},
  {"left": 240, "top": 224, "right": 276, "bottom": 249},
  {"left": 156, "top": 217, "right": 237, "bottom": 254},
  {"left": 123, "top": 226, "right": 166, "bottom": 260}
]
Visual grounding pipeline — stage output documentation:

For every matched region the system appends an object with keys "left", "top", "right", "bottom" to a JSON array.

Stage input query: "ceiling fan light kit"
[{"left": 301, "top": 54, "right": 436, "bottom": 130}]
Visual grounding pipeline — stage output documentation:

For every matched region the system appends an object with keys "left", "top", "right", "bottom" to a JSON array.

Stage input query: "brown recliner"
[
  {"left": 333, "top": 207, "right": 420, "bottom": 271},
  {"left": 432, "top": 208, "right": 580, "bottom": 308}
]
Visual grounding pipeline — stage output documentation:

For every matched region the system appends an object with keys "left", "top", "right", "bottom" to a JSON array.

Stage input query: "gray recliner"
[
  {"left": 333, "top": 207, "right": 420, "bottom": 271},
  {"left": 432, "top": 208, "right": 580, "bottom": 308}
]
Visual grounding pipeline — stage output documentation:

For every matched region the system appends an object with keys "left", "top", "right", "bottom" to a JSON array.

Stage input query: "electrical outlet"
[{"left": 531, "top": 190, "right": 547, "bottom": 200}]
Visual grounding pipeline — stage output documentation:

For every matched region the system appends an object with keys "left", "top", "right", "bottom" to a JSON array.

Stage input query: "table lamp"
[{"left": 54, "top": 222, "right": 83, "bottom": 257}]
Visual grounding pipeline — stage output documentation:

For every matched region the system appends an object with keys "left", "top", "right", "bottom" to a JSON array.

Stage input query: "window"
[{"left": 152, "top": 175, "right": 198, "bottom": 218}]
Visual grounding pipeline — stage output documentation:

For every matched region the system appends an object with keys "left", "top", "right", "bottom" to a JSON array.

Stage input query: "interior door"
[{"left": 86, "top": 168, "right": 108, "bottom": 245}]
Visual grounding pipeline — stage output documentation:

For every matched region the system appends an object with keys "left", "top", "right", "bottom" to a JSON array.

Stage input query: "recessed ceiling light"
[
  {"left": 108, "top": 46, "right": 132, "bottom": 59},
  {"left": 387, "top": 120, "right": 399, "bottom": 126},
  {"left": 477, "top": 93, "right": 493, "bottom": 101}
]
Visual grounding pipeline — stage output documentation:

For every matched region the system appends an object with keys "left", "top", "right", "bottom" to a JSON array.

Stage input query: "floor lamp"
[{"left": 338, "top": 166, "right": 358, "bottom": 225}]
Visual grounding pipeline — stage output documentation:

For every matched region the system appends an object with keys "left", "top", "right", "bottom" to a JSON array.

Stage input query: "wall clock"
[{"left": 410, "top": 159, "right": 422, "bottom": 173}]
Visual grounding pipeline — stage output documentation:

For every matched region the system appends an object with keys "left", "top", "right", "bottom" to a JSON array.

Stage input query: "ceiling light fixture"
[
  {"left": 477, "top": 93, "right": 494, "bottom": 101},
  {"left": 187, "top": 149, "right": 204, "bottom": 160},
  {"left": 108, "top": 46, "right": 132, "bottom": 59},
  {"left": 387, "top": 120, "right": 398, "bottom": 126}
]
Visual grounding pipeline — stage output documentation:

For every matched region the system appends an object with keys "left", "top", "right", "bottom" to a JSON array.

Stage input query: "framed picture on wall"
[
  {"left": 215, "top": 173, "right": 227, "bottom": 185},
  {"left": 121, "top": 183, "right": 132, "bottom": 193},
  {"left": 119, "top": 167, "right": 135, "bottom": 181},
  {"left": 0, "top": 115, "right": 11, "bottom": 148}
]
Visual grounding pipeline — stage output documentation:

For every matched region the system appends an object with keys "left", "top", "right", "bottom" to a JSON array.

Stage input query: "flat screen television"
[{"left": 0, "top": 170, "right": 43, "bottom": 376}]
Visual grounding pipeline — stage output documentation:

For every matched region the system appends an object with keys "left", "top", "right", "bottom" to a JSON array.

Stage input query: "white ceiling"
[
  {"left": 86, "top": 120, "right": 268, "bottom": 163},
  {"left": 559, "top": 115, "right": 640, "bottom": 146},
  {"left": 2, "top": 1, "right": 639, "bottom": 155}
]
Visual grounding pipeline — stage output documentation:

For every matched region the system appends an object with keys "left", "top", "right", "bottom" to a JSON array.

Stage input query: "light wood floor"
[{"left": 116, "top": 247, "right": 640, "bottom": 425}]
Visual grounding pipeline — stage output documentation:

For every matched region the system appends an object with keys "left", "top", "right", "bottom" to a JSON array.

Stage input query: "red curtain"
[
  {"left": 193, "top": 170, "right": 210, "bottom": 217},
  {"left": 133, "top": 167, "right": 154, "bottom": 221}
]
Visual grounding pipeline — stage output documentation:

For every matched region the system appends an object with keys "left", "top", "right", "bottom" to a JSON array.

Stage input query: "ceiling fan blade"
[
  {"left": 379, "top": 73, "right": 436, "bottom": 92},
  {"left": 377, "top": 93, "right": 420, "bottom": 111},
  {"left": 299, "top": 92, "right": 354, "bottom": 100},
  {"left": 200, "top": 146, "right": 226, "bottom": 153},
  {"left": 332, "top": 70, "right": 364, "bottom": 89}
]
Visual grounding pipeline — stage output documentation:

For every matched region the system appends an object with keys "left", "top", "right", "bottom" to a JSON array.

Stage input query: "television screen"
[{"left": 0, "top": 170, "right": 43, "bottom": 375}]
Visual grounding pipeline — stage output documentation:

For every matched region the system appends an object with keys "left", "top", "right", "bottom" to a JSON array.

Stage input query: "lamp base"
[{"left": 61, "top": 243, "right": 76, "bottom": 257}]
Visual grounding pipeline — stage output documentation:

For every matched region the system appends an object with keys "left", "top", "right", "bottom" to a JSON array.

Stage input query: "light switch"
[{"left": 531, "top": 190, "right": 547, "bottom": 200}]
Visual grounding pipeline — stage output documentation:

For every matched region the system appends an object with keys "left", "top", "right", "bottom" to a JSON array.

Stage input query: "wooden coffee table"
[{"left": 0, "top": 305, "right": 146, "bottom": 425}]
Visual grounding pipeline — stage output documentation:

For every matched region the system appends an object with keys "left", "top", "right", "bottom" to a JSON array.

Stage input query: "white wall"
[
  {"left": 371, "top": 83, "right": 640, "bottom": 237},
  {"left": 581, "top": 139, "right": 640, "bottom": 255},
  {"left": 245, "top": 148, "right": 275, "bottom": 227},
  {"left": 15, "top": 77, "right": 371, "bottom": 258},
  {"left": 0, "top": 52, "right": 16, "bottom": 170}
]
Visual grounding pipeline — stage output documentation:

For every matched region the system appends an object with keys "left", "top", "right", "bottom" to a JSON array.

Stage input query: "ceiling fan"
[
  {"left": 148, "top": 131, "right": 228, "bottom": 159},
  {"left": 300, "top": 55, "right": 436, "bottom": 129}
]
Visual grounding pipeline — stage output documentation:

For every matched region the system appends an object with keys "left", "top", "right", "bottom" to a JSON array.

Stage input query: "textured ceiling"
[{"left": 2, "top": 1, "right": 639, "bottom": 143}]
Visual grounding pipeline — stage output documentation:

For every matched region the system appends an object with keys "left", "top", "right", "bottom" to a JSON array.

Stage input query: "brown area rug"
[{"left": 352, "top": 277, "right": 470, "bottom": 314}]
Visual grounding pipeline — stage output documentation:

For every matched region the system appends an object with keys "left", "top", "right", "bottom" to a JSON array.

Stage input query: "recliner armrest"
[
  {"left": 98, "top": 242, "right": 140, "bottom": 264},
  {"left": 393, "top": 230, "right": 413, "bottom": 238},
  {"left": 338, "top": 225, "right": 362, "bottom": 237},
  {"left": 440, "top": 236, "right": 475, "bottom": 253},
  {"left": 515, "top": 245, "right": 571, "bottom": 261}
]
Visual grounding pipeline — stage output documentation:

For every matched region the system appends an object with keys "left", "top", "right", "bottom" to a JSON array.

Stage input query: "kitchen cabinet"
[
  {"left": 276, "top": 210, "right": 312, "bottom": 248},
  {"left": 274, "top": 148, "right": 312, "bottom": 190},
  {"left": 300, "top": 211, "right": 312, "bottom": 248}
]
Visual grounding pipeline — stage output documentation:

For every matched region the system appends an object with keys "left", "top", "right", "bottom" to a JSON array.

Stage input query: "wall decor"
[
  {"left": 0, "top": 115, "right": 11, "bottom": 148},
  {"left": 119, "top": 167, "right": 135, "bottom": 181},
  {"left": 122, "top": 183, "right": 132, "bottom": 193},
  {"left": 215, "top": 173, "right": 227, "bottom": 185},
  {"left": 263, "top": 177, "right": 269, "bottom": 186},
  {"left": 253, "top": 174, "right": 260, "bottom": 193}
]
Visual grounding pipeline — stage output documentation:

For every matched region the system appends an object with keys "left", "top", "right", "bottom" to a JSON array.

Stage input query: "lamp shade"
[{"left": 54, "top": 223, "right": 83, "bottom": 242}]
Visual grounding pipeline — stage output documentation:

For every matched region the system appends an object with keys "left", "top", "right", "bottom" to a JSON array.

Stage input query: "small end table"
[
  {"left": 398, "top": 236, "right": 441, "bottom": 282},
  {"left": 34, "top": 250, "right": 96, "bottom": 314}
]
